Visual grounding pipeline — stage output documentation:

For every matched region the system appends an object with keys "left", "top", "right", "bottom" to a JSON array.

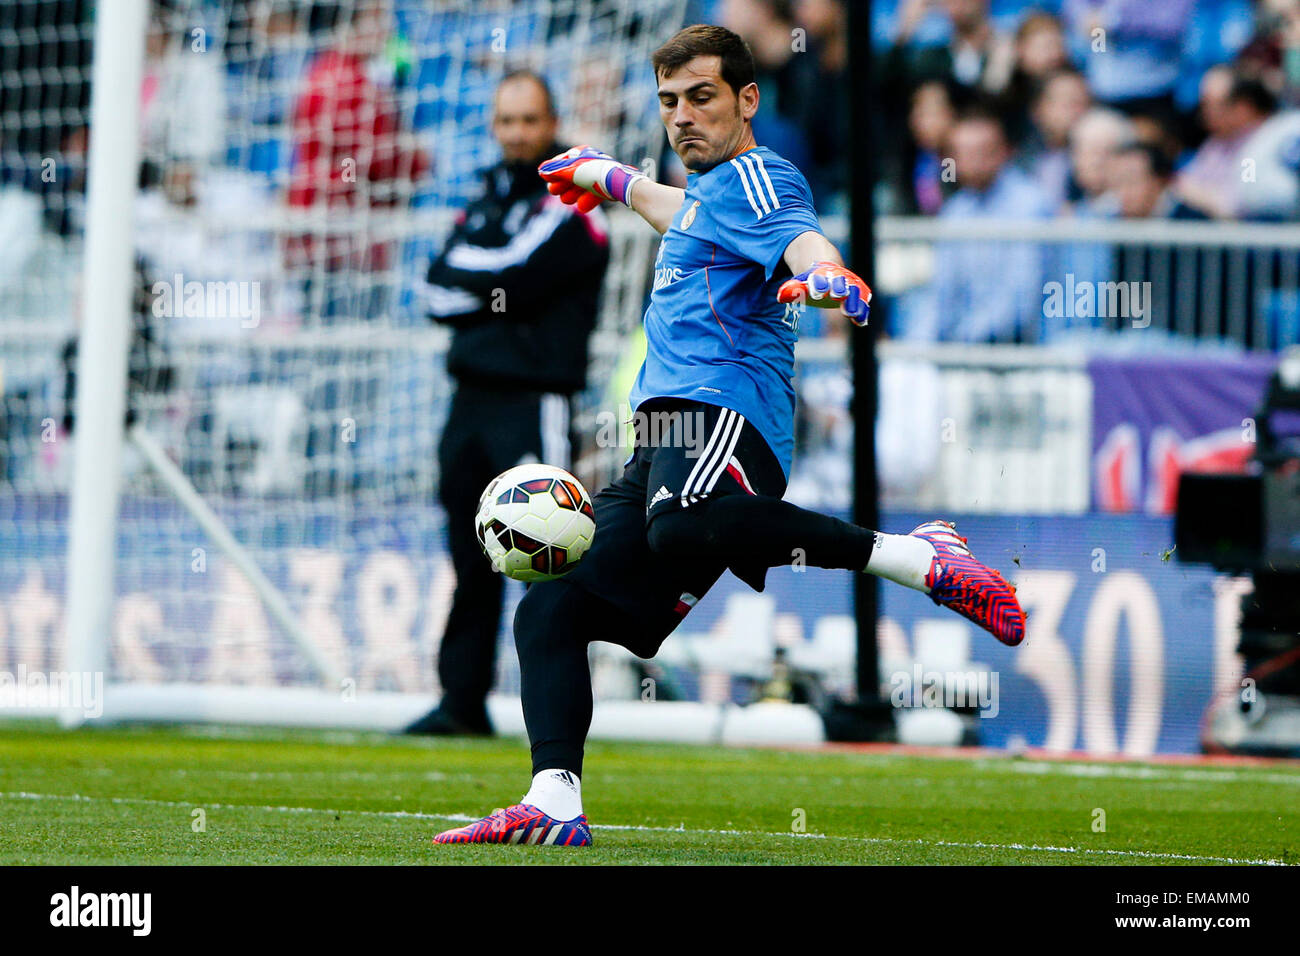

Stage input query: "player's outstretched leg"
[
  {"left": 647, "top": 496, "right": 1025, "bottom": 646},
  {"left": 433, "top": 578, "right": 627, "bottom": 847}
]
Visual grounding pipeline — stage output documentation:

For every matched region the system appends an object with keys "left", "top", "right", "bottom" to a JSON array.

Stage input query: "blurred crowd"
[
  {"left": 3, "top": 0, "right": 1300, "bottom": 348},
  {"left": 707, "top": 0, "right": 1300, "bottom": 223}
]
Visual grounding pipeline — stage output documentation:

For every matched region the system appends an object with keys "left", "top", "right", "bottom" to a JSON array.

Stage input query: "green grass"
[{"left": 0, "top": 721, "right": 1296, "bottom": 865}]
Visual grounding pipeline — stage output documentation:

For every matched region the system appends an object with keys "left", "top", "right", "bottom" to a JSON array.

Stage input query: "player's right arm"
[{"left": 538, "top": 145, "right": 683, "bottom": 234}]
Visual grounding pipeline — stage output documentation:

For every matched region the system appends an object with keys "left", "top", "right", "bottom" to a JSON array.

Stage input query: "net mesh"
[{"left": 0, "top": 0, "right": 686, "bottom": 696}]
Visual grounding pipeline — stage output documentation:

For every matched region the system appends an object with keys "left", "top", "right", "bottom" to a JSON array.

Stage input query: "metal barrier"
[{"left": 876, "top": 216, "right": 1300, "bottom": 348}]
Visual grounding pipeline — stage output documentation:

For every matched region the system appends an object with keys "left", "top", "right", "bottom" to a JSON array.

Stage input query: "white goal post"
[{"left": 62, "top": 0, "right": 150, "bottom": 727}]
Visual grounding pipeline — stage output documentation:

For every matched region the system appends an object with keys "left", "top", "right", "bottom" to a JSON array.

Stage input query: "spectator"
[
  {"left": 1234, "top": 97, "right": 1300, "bottom": 220},
  {"left": 720, "top": 0, "right": 816, "bottom": 177},
  {"left": 224, "top": 0, "right": 311, "bottom": 178},
  {"left": 921, "top": 110, "right": 1053, "bottom": 341},
  {"left": 1045, "top": 107, "right": 1132, "bottom": 320},
  {"left": 1000, "top": 11, "right": 1071, "bottom": 144},
  {"left": 1178, "top": 73, "right": 1276, "bottom": 218},
  {"left": 792, "top": 0, "right": 850, "bottom": 205},
  {"left": 140, "top": 5, "right": 227, "bottom": 177},
  {"left": 1237, "top": 0, "right": 1300, "bottom": 107},
  {"left": 1111, "top": 143, "right": 1207, "bottom": 334},
  {"left": 888, "top": 0, "right": 1015, "bottom": 98},
  {"left": 0, "top": 0, "right": 91, "bottom": 236},
  {"left": 1113, "top": 142, "right": 1208, "bottom": 219},
  {"left": 1128, "top": 110, "right": 1186, "bottom": 168},
  {"left": 907, "top": 79, "right": 959, "bottom": 214},
  {"left": 879, "top": 0, "right": 1012, "bottom": 213},
  {"left": 1062, "top": 0, "right": 1195, "bottom": 118},
  {"left": 285, "top": 0, "right": 429, "bottom": 320},
  {"left": 721, "top": 0, "right": 803, "bottom": 116},
  {"left": 1066, "top": 107, "right": 1133, "bottom": 216},
  {"left": 1021, "top": 68, "right": 1092, "bottom": 211}
]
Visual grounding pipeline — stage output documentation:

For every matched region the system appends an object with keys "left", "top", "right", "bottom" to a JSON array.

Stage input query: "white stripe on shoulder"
[
  {"left": 738, "top": 154, "right": 771, "bottom": 216},
  {"left": 750, "top": 154, "right": 780, "bottom": 210},
  {"left": 730, "top": 158, "right": 763, "bottom": 219}
]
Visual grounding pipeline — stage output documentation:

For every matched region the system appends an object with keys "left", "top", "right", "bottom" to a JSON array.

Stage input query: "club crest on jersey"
[{"left": 681, "top": 200, "right": 700, "bottom": 230}]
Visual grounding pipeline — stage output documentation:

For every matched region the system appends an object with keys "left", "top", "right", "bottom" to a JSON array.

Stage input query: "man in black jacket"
[{"left": 406, "top": 71, "right": 609, "bottom": 735}]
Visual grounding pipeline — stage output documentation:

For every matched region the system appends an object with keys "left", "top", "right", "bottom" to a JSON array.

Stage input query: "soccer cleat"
[
  {"left": 909, "top": 520, "right": 1026, "bottom": 646},
  {"left": 432, "top": 804, "right": 592, "bottom": 846}
]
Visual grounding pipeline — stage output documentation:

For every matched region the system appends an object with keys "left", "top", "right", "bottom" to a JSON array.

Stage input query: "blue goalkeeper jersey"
[{"left": 628, "top": 146, "right": 822, "bottom": 478}]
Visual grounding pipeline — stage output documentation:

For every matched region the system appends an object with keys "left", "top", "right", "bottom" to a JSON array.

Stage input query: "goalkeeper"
[{"left": 434, "top": 25, "right": 1024, "bottom": 847}]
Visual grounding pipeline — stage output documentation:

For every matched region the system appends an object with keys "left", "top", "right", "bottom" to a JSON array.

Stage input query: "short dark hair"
[
  {"left": 1032, "top": 66, "right": 1087, "bottom": 106},
  {"left": 954, "top": 104, "right": 1009, "bottom": 143},
  {"left": 497, "top": 69, "right": 557, "bottom": 118},
  {"left": 1117, "top": 141, "right": 1173, "bottom": 181},
  {"left": 1227, "top": 75, "right": 1277, "bottom": 117},
  {"left": 651, "top": 24, "right": 756, "bottom": 97}
]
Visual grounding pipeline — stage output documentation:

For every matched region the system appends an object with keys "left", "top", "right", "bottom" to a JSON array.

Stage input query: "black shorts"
[{"left": 562, "top": 398, "right": 787, "bottom": 658}]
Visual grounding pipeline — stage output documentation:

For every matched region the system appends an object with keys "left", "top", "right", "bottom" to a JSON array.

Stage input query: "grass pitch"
[{"left": 0, "top": 721, "right": 1296, "bottom": 865}]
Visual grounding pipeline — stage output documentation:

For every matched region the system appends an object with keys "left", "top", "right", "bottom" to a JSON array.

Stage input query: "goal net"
[{"left": 1, "top": 0, "right": 693, "bottom": 728}]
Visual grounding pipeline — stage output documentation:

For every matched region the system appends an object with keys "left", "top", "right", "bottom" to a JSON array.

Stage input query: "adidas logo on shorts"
[{"left": 647, "top": 485, "right": 673, "bottom": 513}]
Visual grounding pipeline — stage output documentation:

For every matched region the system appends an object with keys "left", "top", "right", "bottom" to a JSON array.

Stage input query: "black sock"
[{"left": 513, "top": 579, "right": 648, "bottom": 778}]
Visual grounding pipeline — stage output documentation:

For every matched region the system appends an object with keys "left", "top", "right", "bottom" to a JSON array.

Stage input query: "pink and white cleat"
[{"left": 909, "top": 520, "right": 1026, "bottom": 646}]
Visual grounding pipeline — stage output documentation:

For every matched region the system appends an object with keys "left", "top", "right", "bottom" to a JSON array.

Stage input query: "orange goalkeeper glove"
[
  {"left": 538, "top": 145, "right": 647, "bottom": 214},
  {"left": 777, "top": 261, "right": 872, "bottom": 326}
]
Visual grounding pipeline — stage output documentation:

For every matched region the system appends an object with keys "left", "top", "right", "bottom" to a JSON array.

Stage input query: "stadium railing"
[{"left": 875, "top": 216, "right": 1300, "bottom": 349}]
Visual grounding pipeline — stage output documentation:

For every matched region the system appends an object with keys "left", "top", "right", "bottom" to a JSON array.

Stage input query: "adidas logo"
[{"left": 649, "top": 485, "right": 673, "bottom": 508}]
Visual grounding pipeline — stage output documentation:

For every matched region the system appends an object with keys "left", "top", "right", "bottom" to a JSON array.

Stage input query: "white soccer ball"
[{"left": 474, "top": 463, "right": 597, "bottom": 582}]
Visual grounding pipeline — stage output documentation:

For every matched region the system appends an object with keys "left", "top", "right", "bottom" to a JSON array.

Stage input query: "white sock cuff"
[
  {"left": 865, "top": 531, "right": 935, "bottom": 592},
  {"left": 523, "top": 769, "right": 584, "bottom": 822}
]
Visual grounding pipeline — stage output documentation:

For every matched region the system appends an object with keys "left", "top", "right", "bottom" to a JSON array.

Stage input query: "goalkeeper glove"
[
  {"left": 777, "top": 261, "right": 872, "bottom": 326},
  {"left": 538, "top": 145, "right": 647, "bottom": 214}
]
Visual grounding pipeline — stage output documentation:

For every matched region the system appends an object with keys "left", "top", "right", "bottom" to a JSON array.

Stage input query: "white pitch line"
[
  {"left": 1, "top": 791, "right": 1288, "bottom": 866},
  {"left": 985, "top": 760, "right": 1300, "bottom": 787}
]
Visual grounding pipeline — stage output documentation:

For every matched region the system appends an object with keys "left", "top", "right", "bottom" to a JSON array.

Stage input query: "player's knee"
[
  {"left": 646, "top": 507, "right": 718, "bottom": 557},
  {"left": 646, "top": 509, "right": 688, "bottom": 557}
]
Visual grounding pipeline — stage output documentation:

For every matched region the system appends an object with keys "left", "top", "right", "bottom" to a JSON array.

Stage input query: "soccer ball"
[{"left": 475, "top": 463, "right": 597, "bottom": 582}]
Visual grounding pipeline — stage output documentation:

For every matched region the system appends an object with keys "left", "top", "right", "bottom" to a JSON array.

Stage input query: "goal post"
[{"left": 62, "top": 0, "right": 149, "bottom": 727}]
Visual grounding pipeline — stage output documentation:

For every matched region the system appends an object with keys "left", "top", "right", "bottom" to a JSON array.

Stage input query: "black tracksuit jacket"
[{"left": 426, "top": 149, "right": 610, "bottom": 395}]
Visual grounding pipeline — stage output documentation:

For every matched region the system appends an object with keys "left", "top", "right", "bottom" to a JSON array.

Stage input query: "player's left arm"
[{"left": 776, "top": 231, "right": 872, "bottom": 326}]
